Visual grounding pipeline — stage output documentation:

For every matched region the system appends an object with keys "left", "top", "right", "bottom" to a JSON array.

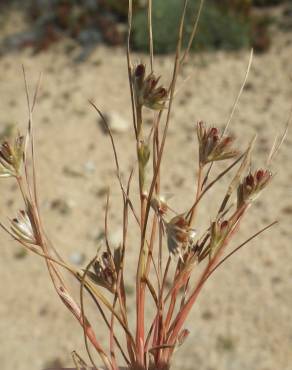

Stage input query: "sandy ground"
[{"left": 0, "top": 10, "right": 292, "bottom": 370}]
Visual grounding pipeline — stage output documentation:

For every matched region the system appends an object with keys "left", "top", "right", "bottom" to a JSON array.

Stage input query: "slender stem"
[
  {"left": 136, "top": 101, "right": 147, "bottom": 365},
  {"left": 126, "top": 0, "right": 138, "bottom": 139},
  {"left": 148, "top": 0, "right": 154, "bottom": 72},
  {"left": 188, "top": 163, "right": 203, "bottom": 226},
  {"left": 165, "top": 207, "right": 247, "bottom": 359}
]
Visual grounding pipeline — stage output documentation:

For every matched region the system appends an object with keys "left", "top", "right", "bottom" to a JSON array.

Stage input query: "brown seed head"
[
  {"left": 197, "top": 122, "right": 238, "bottom": 165},
  {"left": 237, "top": 169, "right": 272, "bottom": 207},
  {"left": 133, "top": 64, "right": 167, "bottom": 110},
  {"left": 0, "top": 134, "right": 24, "bottom": 177}
]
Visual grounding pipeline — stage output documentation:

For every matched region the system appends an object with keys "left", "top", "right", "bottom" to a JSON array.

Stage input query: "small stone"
[
  {"left": 14, "top": 248, "right": 27, "bottom": 260},
  {"left": 39, "top": 305, "right": 49, "bottom": 316},
  {"left": 69, "top": 252, "right": 86, "bottom": 266},
  {"left": 63, "top": 165, "right": 84, "bottom": 178},
  {"left": 216, "top": 335, "right": 235, "bottom": 352},
  {"left": 201, "top": 310, "right": 213, "bottom": 320},
  {"left": 84, "top": 160, "right": 96, "bottom": 174},
  {"left": 99, "top": 112, "right": 130, "bottom": 134},
  {"left": 51, "top": 198, "right": 73, "bottom": 215},
  {"left": 93, "top": 185, "right": 109, "bottom": 198}
]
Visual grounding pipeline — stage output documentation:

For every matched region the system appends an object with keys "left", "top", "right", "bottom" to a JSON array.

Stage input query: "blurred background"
[
  {"left": 0, "top": 0, "right": 291, "bottom": 57},
  {"left": 0, "top": 1, "right": 291, "bottom": 369}
]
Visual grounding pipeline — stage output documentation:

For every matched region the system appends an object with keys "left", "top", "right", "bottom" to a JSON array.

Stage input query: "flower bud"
[
  {"left": 10, "top": 209, "right": 38, "bottom": 244},
  {"left": 0, "top": 134, "right": 24, "bottom": 178},
  {"left": 165, "top": 215, "right": 192, "bottom": 258},
  {"left": 134, "top": 63, "right": 146, "bottom": 90},
  {"left": 237, "top": 169, "right": 272, "bottom": 207},
  {"left": 197, "top": 122, "right": 238, "bottom": 166},
  {"left": 87, "top": 250, "right": 117, "bottom": 293},
  {"left": 133, "top": 64, "right": 167, "bottom": 110},
  {"left": 208, "top": 219, "right": 230, "bottom": 257},
  {"left": 150, "top": 195, "right": 168, "bottom": 216}
]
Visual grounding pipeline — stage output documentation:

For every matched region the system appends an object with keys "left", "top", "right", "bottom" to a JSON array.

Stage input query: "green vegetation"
[{"left": 132, "top": 0, "right": 250, "bottom": 53}]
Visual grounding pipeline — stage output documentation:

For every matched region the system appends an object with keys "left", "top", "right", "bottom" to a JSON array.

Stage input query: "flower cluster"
[
  {"left": 133, "top": 64, "right": 168, "bottom": 110},
  {"left": 10, "top": 209, "right": 38, "bottom": 245},
  {"left": 237, "top": 169, "right": 272, "bottom": 206},
  {"left": 150, "top": 195, "right": 169, "bottom": 217},
  {"left": 197, "top": 122, "right": 238, "bottom": 165},
  {"left": 0, "top": 135, "right": 24, "bottom": 177},
  {"left": 87, "top": 251, "right": 118, "bottom": 293},
  {"left": 165, "top": 215, "right": 195, "bottom": 258},
  {"left": 208, "top": 219, "right": 230, "bottom": 257}
]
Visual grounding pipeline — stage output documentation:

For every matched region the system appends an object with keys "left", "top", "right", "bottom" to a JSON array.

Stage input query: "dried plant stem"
[
  {"left": 202, "top": 49, "right": 254, "bottom": 188},
  {"left": 180, "top": 0, "right": 205, "bottom": 65},
  {"left": 224, "top": 49, "right": 253, "bottom": 135},
  {"left": 186, "top": 152, "right": 245, "bottom": 221},
  {"left": 188, "top": 163, "right": 204, "bottom": 226},
  {"left": 80, "top": 257, "right": 113, "bottom": 370},
  {"left": 135, "top": 3, "right": 189, "bottom": 365},
  {"left": 148, "top": 0, "right": 154, "bottom": 72},
  {"left": 127, "top": 0, "right": 138, "bottom": 139},
  {"left": 206, "top": 221, "right": 278, "bottom": 280}
]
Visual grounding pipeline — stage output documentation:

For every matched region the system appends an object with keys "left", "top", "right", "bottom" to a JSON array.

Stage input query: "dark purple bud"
[
  {"left": 135, "top": 64, "right": 145, "bottom": 78},
  {"left": 245, "top": 174, "right": 254, "bottom": 188},
  {"left": 220, "top": 220, "right": 229, "bottom": 231}
]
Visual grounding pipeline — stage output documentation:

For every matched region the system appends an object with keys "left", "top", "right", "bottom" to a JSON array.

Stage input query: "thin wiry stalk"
[
  {"left": 80, "top": 256, "right": 112, "bottom": 370},
  {"left": 267, "top": 109, "right": 290, "bottom": 165},
  {"left": 120, "top": 169, "right": 137, "bottom": 364},
  {"left": 148, "top": 0, "right": 154, "bottom": 72},
  {"left": 22, "top": 75, "right": 75, "bottom": 319},
  {"left": 223, "top": 49, "right": 254, "bottom": 135},
  {"left": 104, "top": 192, "right": 119, "bottom": 369},
  {"left": 188, "top": 163, "right": 203, "bottom": 226},
  {"left": 202, "top": 49, "right": 254, "bottom": 188},
  {"left": 206, "top": 221, "right": 278, "bottom": 281},
  {"left": 165, "top": 212, "right": 246, "bottom": 361},
  {"left": 142, "top": 0, "right": 189, "bottom": 257},
  {"left": 90, "top": 101, "right": 140, "bottom": 227},
  {"left": 135, "top": 3, "right": 190, "bottom": 365},
  {"left": 22, "top": 66, "right": 42, "bottom": 210},
  {"left": 218, "top": 136, "right": 256, "bottom": 214},
  {"left": 127, "top": 0, "right": 138, "bottom": 139},
  {"left": 186, "top": 152, "right": 245, "bottom": 221},
  {"left": 180, "top": 0, "right": 205, "bottom": 65}
]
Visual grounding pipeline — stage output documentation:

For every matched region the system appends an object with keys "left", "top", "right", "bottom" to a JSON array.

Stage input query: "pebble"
[
  {"left": 50, "top": 198, "right": 74, "bottom": 215},
  {"left": 69, "top": 252, "right": 86, "bottom": 266},
  {"left": 62, "top": 165, "right": 84, "bottom": 178},
  {"left": 84, "top": 160, "right": 96, "bottom": 174},
  {"left": 99, "top": 112, "right": 130, "bottom": 134}
]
